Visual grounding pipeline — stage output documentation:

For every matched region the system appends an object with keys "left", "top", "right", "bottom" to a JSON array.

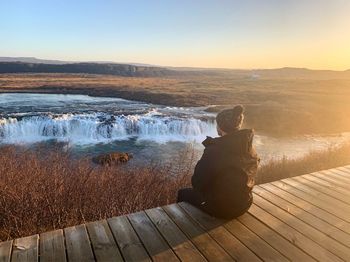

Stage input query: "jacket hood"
[
  {"left": 202, "top": 129, "right": 255, "bottom": 154},
  {"left": 203, "top": 129, "right": 254, "bottom": 146}
]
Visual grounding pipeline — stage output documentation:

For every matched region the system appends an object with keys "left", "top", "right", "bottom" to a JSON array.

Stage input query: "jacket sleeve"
[{"left": 191, "top": 146, "right": 217, "bottom": 193}]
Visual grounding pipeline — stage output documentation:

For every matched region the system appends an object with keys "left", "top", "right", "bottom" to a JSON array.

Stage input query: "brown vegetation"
[
  {"left": 256, "top": 143, "right": 350, "bottom": 184},
  {"left": 0, "top": 146, "right": 194, "bottom": 241},
  {"left": 1, "top": 144, "right": 350, "bottom": 241}
]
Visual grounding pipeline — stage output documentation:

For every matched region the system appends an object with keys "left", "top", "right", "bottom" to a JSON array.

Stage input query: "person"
[{"left": 177, "top": 105, "right": 260, "bottom": 219}]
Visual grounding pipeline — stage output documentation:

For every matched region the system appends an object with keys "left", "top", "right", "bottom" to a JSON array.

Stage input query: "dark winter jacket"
[{"left": 191, "top": 129, "right": 260, "bottom": 218}]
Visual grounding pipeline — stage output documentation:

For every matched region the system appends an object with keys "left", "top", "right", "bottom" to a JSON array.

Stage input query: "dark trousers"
[
  {"left": 177, "top": 187, "right": 252, "bottom": 219},
  {"left": 177, "top": 187, "right": 205, "bottom": 208}
]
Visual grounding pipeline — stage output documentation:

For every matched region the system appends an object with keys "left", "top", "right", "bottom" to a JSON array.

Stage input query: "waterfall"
[{"left": 0, "top": 113, "right": 217, "bottom": 145}]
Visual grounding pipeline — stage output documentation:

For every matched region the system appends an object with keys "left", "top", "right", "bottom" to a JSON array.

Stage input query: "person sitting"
[{"left": 177, "top": 105, "right": 260, "bottom": 219}]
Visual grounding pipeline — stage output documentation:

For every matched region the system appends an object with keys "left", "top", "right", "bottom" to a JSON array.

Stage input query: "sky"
[{"left": 1, "top": 0, "right": 350, "bottom": 70}]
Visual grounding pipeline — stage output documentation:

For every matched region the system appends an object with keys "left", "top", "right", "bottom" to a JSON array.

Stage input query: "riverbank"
[
  {"left": 1, "top": 73, "right": 350, "bottom": 136},
  {"left": 1, "top": 144, "right": 350, "bottom": 241}
]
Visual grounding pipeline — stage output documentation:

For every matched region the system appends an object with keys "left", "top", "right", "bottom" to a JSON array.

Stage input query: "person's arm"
[{"left": 191, "top": 146, "right": 217, "bottom": 193}]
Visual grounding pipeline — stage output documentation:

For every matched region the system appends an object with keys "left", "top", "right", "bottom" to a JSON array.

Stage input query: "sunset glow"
[{"left": 1, "top": 0, "right": 350, "bottom": 70}]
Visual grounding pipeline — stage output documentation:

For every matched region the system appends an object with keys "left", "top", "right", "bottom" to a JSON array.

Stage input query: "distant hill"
[
  {"left": 253, "top": 67, "right": 350, "bottom": 79},
  {"left": 0, "top": 57, "right": 157, "bottom": 67},
  {"left": 0, "top": 57, "right": 69, "bottom": 64},
  {"left": 0, "top": 57, "right": 349, "bottom": 79},
  {"left": 0, "top": 62, "right": 181, "bottom": 77}
]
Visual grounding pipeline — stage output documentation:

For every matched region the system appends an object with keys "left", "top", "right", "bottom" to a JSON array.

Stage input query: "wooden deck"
[{"left": 1, "top": 165, "right": 350, "bottom": 261}]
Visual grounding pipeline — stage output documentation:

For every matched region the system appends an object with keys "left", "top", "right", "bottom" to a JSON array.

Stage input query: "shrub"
[
  {"left": 1, "top": 143, "right": 350, "bottom": 240},
  {"left": 0, "top": 146, "right": 194, "bottom": 240}
]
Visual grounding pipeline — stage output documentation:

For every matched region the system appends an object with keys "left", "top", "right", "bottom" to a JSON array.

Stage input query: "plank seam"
[
  {"left": 143, "top": 209, "right": 183, "bottom": 262},
  {"left": 9, "top": 240, "right": 13, "bottom": 262},
  {"left": 295, "top": 176, "right": 350, "bottom": 205},
  {"left": 257, "top": 184, "right": 350, "bottom": 234},
  {"left": 326, "top": 170, "right": 350, "bottom": 183},
  {"left": 126, "top": 211, "right": 179, "bottom": 261},
  {"left": 317, "top": 171, "right": 350, "bottom": 185},
  {"left": 273, "top": 180, "right": 349, "bottom": 222},
  {"left": 331, "top": 168, "right": 350, "bottom": 179},
  {"left": 162, "top": 204, "right": 232, "bottom": 261},
  {"left": 262, "top": 183, "right": 350, "bottom": 236},
  {"left": 224, "top": 216, "right": 288, "bottom": 261},
  {"left": 62, "top": 226, "right": 71, "bottom": 262},
  {"left": 125, "top": 214, "right": 153, "bottom": 260},
  {"left": 177, "top": 203, "right": 281, "bottom": 261},
  {"left": 254, "top": 186, "right": 350, "bottom": 247},
  {"left": 282, "top": 178, "right": 350, "bottom": 216},
  {"left": 310, "top": 172, "right": 350, "bottom": 191},
  {"left": 252, "top": 195, "right": 349, "bottom": 261},
  {"left": 84, "top": 223, "right": 102, "bottom": 262},
  {"left": 158, "top": 206, "right": 206, "bottom": 260},
  {"left": 105, "top": 218, "right": 126, "bottom": 262},
  {"left": 176, "top": 203, "right": 241, "bottom": 261}
]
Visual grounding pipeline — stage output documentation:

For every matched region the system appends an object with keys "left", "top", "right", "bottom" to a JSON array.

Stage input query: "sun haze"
[{"left": 1, "top": 0, "right": 349, "bottom": 70}]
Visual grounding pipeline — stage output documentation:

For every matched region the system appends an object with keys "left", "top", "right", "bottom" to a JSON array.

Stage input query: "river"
[{"left": 1, "top": 93, "right": 349, "bottom": 164}]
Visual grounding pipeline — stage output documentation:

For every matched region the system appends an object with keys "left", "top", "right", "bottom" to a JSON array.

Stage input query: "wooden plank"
[
  {"left": 259, "top": 183, "right": 350, "bottom": 234},
  {"left": 327, "top": 169, "right": 350, "bottom": 185},
  {"left": 311, "top": 170, "right": 350, "bottom": 190},
  {"left": 127, "top": 211, "right": 179, "bottom": 262},
  {"left": 283, "top": 178, "right": 350, "bottom": 212},
  {"left": 334, "top": 168, "right": 350, "bottom": 180},
  {"left": 295, "top": 175, "right": 350, "bottom": 204},
  {"left": 333, "top": 167, "right": 350, "bottom": 178},
  {"left": 338, "top": 166, "right": 350, "bottom": 175},
  {"left": 253, "top": 194, "right": 350, "bottom": 261},
  {"left": 0, "top": 241, "right": 12, "bottom": 262},
  {"left": 224, "top": 216, "right": 289, "bottom": 261},
  {"left": 238, "top": 212, "right": 315, "bottom": 261},
  {"left": 178, "top": 202, "right": 262, "bottom": 262},
  {"left": 108, "top": 215, "right": 150, "bottom": 262},
  {"left": 11, "top": 235, "right": 38, "bottom": 262},
  {"left": 40, "top": 229, "right": 66, "bottom": 262},
  {"left": 307, "top": 169, "right": 350, "bottom": 185},
  {"left": 145, "top": 207, "right": 206, "bottom": 262},
  {"left": 248, "top": 203, "right": 343, "bottom": 262},
  {"left": 310, "top": 171, "right": 349, "bottom": 188},
  {"left": 299, "top": 174, "right": 350, "bottom": 204},
  {"left": 310, "top": 171, "right": 349, "bottom": 190},
  {"left": 86, "top": 220, "right": 123, "bottom": 261},
  {"left": 271, "top": 180, "right": 350, "bottom": 222},
  {"left": 254, "top": 186, "right": 350, "bottom": 248},
  {"left": 327, "top": 168, "right": 350, "bottom": 180},
  {"left": 320, "top": 170, "right": 350, "bottom": 186},
  {"left": 163, "top": 203, "right": 234, "bottom": 261},
  {"left": 64, "top": 224, "right": 95, "bottom": 262}
]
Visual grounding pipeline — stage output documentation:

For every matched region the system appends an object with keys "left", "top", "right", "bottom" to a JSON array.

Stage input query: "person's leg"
[{"left": 177, "top": 188, "right": 204, "bottom": 207}]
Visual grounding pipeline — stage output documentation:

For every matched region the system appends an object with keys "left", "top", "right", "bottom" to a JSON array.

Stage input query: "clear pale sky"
[{"left": 1, "top": 0, "right": 350, "bottom": 70}]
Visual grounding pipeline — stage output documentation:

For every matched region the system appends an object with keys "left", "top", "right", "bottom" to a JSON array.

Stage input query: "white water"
[
  {"left": 0, "top": 93, "right": 218, "bottom": 147},
  {"left": 0, "top": 112, "right": 217, "bottom": 144},
  {"left": 1, "top": 93, "right": 350, "bottom": 163}
]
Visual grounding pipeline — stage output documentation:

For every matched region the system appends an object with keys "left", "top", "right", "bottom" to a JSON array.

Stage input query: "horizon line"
[{"left": 1, "top": 56, "right": 349, "bottom": 72}]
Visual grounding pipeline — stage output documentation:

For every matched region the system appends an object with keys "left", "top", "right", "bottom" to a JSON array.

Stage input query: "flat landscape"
[
  {"left": 2, "top": 0, "right": 350, "bottom": 251},
  {"left": 1, "top": 70, "right": 350, "bottom": 136}
]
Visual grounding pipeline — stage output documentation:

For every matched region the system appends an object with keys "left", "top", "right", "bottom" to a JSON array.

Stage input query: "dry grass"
[
  {"left": 256, "top": 143, "right": 350, "bottom": 184},
  {"left": 0, "top": 146, "right": 194, "bottom": 241},
  {"left": 1, "top": 143, "right": 350, "bottom": 241}
]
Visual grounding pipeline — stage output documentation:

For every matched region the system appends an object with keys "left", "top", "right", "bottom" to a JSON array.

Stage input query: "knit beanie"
[{"left": 216, "top": 105, "right": 244, "bottom": 133}]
